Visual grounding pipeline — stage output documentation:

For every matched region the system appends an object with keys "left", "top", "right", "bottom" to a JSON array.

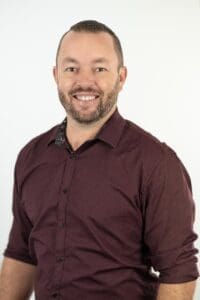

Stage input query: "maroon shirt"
[{"left": 4, "top": 107, "right": 199, "bottom": 299}]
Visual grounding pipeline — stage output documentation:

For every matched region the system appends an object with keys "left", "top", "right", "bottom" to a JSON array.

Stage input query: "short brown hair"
[{"left": 55, "top": 20, "right": 124, "bottom": 68}]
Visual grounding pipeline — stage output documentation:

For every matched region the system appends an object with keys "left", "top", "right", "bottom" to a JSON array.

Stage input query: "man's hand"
[{"left": 157, "top": 280, "right": 197, "bottom": 300}]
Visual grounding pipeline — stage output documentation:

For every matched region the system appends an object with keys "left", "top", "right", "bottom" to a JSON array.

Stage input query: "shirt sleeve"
[
  {"left": 142, "top": 143, "right": 199, "bottom": 283},
  {"left": 3, "top": 155, "right": 37, "bottom": 265}
]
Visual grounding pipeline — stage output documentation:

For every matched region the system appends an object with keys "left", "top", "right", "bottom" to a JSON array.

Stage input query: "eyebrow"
[{"left": 61, "top": 56, "right": 109, "bottom": 64}]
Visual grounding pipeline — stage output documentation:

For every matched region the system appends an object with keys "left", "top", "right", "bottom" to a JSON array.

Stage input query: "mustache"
[{"left": 69, "top": 87, "right": 103, "bottom": 95}]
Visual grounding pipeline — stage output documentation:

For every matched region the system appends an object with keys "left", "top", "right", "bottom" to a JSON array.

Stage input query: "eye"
[
  {"left": 64, "top": 67, "right": 78, "bottom": 72},
  {"left": 95, "top": 67, "right": 107, "bottom": 72}
]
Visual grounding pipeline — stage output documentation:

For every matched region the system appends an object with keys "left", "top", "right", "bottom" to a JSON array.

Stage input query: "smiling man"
[
  {"left": 0, "top": 20, "right": 199, "bottom": 300},
  {"left": 53, "top": 25, "right": 127, "bottom": 150}
]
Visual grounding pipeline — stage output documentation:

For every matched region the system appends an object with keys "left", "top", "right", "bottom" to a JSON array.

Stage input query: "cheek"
[
  {"left": 58, "top": 79, "right": 73, "bottom": 93},
  {"left": 103, "top": 80, "right": 119, "bottom": 95},
  {"left": 97, "top": 78, "right": 116, "bottom": 92}
]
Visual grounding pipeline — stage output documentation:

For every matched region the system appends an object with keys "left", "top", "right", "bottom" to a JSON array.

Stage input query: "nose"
[{"left": 75, "top": 68, "right": 96, "bottom": 86}]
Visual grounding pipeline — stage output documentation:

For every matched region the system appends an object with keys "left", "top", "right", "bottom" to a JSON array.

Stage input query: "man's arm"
[
  {"left": 142, "top": 144, "right": 199, "bottom": 297},
  {"left": 157, "top": 281, "right": 197, "bottom": 300},
  {"left": 0, "top": 257, "right": 36, "bottom": 300}
]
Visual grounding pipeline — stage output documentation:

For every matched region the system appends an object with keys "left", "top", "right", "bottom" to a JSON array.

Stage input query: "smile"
[{"left": 72, "top": 93, "right": 100, "bottom": 101}]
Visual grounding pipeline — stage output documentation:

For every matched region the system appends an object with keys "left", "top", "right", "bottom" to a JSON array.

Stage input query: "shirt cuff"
[
  {"left": 3, "top": 248, "right": 37, "bottom": 266},
  {"left": 158, "top": 261, "right": 199, "bottom": 283}
]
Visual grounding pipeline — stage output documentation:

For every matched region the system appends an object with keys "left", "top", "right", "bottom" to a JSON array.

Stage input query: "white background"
[{"left": 0, "top": 0, "right": 199, "bottom": 299}]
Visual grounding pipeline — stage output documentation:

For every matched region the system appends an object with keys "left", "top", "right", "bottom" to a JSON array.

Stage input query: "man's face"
[{"left": 53, "top": 31, "right": 127, "bottom": 124}]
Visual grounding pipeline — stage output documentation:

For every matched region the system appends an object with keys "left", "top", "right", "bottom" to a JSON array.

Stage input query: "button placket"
[{"left": 53, "top": 156, "right": 77, "bottom": 291}]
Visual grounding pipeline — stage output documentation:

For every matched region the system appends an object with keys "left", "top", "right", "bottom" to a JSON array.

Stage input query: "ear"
[
  {"left": 118, "top": 66, "right": 127, "bottom": 92},
  {"left": 53, "top": 66, "right": 58, "bottom": 84}
]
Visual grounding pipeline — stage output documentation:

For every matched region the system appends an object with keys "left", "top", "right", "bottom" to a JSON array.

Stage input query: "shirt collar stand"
[{"left": 47, "top": 107, "right": 126, "bottom": 149}]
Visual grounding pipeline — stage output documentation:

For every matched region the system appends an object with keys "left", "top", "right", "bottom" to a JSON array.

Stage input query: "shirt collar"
[{"left": 47, "top": 107, "right": 126, "bottom": 149}]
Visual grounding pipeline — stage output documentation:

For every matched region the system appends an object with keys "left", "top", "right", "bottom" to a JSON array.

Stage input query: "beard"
[{"left": 57, "top": 79, "right": 120, "bottom": 125}]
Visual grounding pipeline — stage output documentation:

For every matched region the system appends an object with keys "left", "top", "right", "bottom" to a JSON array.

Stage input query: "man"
[{"left": 0, "top": 20, "right": 199, "bottom": 300}]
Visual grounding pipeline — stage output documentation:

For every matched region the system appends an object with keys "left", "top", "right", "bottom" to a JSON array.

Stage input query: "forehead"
[{"left": 58, "top": 31, "right": 118, "bottom": 64}]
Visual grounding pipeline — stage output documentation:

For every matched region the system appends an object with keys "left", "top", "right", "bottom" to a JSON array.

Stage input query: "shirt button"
[
  {"left": 70, "top": 152, "right": 76, "bottom": 159},
  {"left": 58, "top": 221, "right": 65, "bottom": 228},
  {"left": 62, "top": 188, "right": 68, "bottom": 194},
  {"left": 51, "top": 292, "right": 59, "bottom": 298},
  {"left": 57, "top": 256, "right": 65, "bottom": 263}
]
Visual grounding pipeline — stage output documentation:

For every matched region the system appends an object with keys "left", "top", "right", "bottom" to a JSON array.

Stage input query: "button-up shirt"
[{"left": 4, "top": 107, "right": 199, "bottom": 299}]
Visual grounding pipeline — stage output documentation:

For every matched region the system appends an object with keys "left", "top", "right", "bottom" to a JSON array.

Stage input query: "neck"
[{"left": 66, "top": 105, "right": 117, "bottom": 151}]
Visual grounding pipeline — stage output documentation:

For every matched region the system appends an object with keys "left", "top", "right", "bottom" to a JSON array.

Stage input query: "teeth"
[{"left": 75, "top": 95, "right": 97, "bottom": 101}]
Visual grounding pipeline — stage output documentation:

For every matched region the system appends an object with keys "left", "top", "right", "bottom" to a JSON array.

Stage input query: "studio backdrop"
[{"left": 0, "top": 1, "right": 199, "bottom": 299}]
